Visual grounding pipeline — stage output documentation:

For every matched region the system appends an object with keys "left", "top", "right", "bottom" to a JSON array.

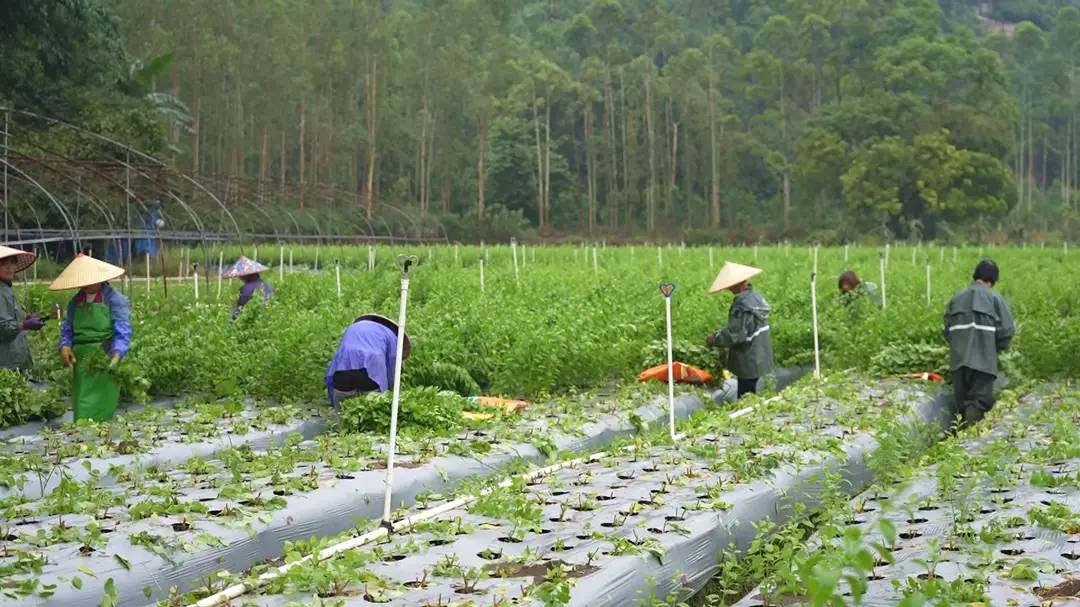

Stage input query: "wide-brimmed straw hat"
[
  {"left": 224, "top": 256, "right": 269, "bottom": 278},
  {"left": 48, "top": 254, "right": 125, "bottom": 291},
  {"left": 709, "top": 262, "right": 763, "bottom": 294},
  {"left": 0, "top": 246, "right": 36, "bottom": 273},
  {"left": 355, "top": 313, "right": 412, "bottom": 359}
]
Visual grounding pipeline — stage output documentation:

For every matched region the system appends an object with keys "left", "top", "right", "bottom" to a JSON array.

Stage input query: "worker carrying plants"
[
  {"left": 705, "top": 262, "right": 774, "bottom": 399},
  {"left": 325, "top": 314, "right": 411, "bottom": 409},
  {"left": 838, "top": 270, "right": 881, "bottom": 308},
  {"left": 225, "top": 256, "right": 274, "bottom": 320},
  {"left": 50, "top": 255, "right": 132, "bottom": 422},
  {"left": 943, "top": 259, "right": 1014, "bottom": 427},
  {"left": 0, "top": 246, "right": 46, "bottom": 370}
]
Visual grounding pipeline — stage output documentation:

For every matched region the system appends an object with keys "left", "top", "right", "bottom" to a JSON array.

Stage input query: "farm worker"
[
  {"left": 225, "top": 256, "right": 274, "bottom": 320},
  {"left": 325, "top": 314, "right": 411, "bottom": 409},
  {"left": 838, "top": 270, "right": 881, "bottom": 308},
  {"left": 50, "top": 255, "right": 132, "bottom": 422},
  {"left": 0, "top": 246, "right": 46, "bottom": 371},
  {"left": 705, "top": 262, "right": 774, "bottom": 399},
  {"left": 943, "top": 260, "right": 1014, "bottom": 427}
]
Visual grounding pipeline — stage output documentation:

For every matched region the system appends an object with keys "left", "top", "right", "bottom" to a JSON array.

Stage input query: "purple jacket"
[
  {"left": 232, "top": 277, "right": 274, "bottom": 319},
  {"left": 325, "top": 320, "right": 398, "bottom": 406}
]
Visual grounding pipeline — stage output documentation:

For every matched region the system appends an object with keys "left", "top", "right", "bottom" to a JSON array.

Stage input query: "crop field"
[{"left": 0, "top": 244, "right": 1077, "bottom": 607}]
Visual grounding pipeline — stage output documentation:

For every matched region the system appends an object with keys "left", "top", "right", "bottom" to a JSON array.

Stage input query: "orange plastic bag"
[
  {"left": 901, "top": 372, "right": 944, "bottom": 382},
  {"left": 636, "top": 362, "right": 714, "bottom": 385},
  {"left": 462, "top": 396, "right": 529, "bottom": 421}
]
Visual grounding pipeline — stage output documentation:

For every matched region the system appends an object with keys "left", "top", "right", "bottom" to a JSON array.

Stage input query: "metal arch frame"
[
  {"left": 6, "top": 151, "right": 118, "bottom": 237},
  {"left": 0, "top": 107, "right": 239, "bottom": 245},
  {"left": 375, "top": 201, "right": 423, "bottom": 242},
  {"left": 0, "top": 160, "right": 79, "bottom": 248}
]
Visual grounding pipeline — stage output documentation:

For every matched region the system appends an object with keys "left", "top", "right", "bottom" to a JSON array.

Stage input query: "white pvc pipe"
[
  {"left": 844, "top": 244, "right": 848, "bottom": 262},
  {"left": 145, "top": 253, "right": 151, "bottom": 294},
  {"left": 592, "top": 246, "right": 598, "bottom": 273},
  {"left": 511, "top": 239, "right": 519, "bottom": 282},
  {"left": 664, "top": 290, "right": 676, "bottom": 440},
  {"left": 657, "top": 246, "right": 662, "bottom": 267},
  {"left": 279, "top": 245, "right": 284, "bottom": 281},
  {"left": 314, "top": 246, "right": 320, "bottom": 272},
  {"left": 812, "top": 245, "right": 819, "bottom": 275},
  {"left": 811, "top": 273, "right": 820, "bottom": 379},
  {"left": 335, "top": 261, "right": 341, "bottom": 298},
  {"left": 879, "top": 254, "right": 887, "bottom": 309},
  {"left": 754, "top": 244, "right": 759, "bottom": 260},
  {"left": 193, "top": 268, "right": 199, "bottom": 300},
  {"left": 479, "top": 258, "right": 485, "bottom": 292},
  {"left": 289, "top": 248, "right": 294, "bottom": 273},
  {"left": 708, "top": 247, "right": 713, "bottom": 269},
  {"left": 520, "top": 243, "right": 525, "bottom": 266},
  {"left": 926, "top": 263, "right": 931, "bottom": 307},
  {"left": 381, "top": 270, "right": 412, "bottom": 524},
  {"left": 217, "top": 251, "right": 224, "bottom": 299},
  {"left": 454, "top": 245, "right": 458, "bottom": 265}
]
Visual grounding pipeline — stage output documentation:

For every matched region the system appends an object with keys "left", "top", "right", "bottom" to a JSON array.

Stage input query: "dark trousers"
[
  {"left": 737, "top": 377, "right": 759, "bottom": 399},
  {"left": 334, "top": 369, "right": 380, "bottom": 393},
  {"left": 952, "top": 366, "right": 995, "bottom": 426}
]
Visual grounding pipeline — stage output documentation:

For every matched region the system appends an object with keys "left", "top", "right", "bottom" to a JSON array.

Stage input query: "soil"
[
  {"left": 1034, "top": 578, "right": 1080, "bottom": 600},
  {"left": 483, "top": 559, "right": 599, "bottom": 582}
]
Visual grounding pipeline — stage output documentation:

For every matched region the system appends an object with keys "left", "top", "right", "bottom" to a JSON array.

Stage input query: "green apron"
[{"left": 71, "top": 299, "right": 121, "bottom": 422}]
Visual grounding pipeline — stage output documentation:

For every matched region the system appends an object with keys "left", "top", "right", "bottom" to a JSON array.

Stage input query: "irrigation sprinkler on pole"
[
  {"left": 879, "top": 253, "right": 887, "bottom": 310},
  {"left": 335, "top": 259, "right": 341, "bottom": 298},
  {"left": 217, "top": 251, "right": 224, "bottom": 299},
  {"left": 381, "top": 255, "right": 418, "bottom": 528},
  {"left": 810, "top": 273, "right": 820, "bottom": 379},
  {"left": 659, "top": 283, "right": 677, "bottom": 441}
]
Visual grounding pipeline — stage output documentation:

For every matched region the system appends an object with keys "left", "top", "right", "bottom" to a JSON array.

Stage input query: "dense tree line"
[{"left": 8, "top": 0, "right": 1080, "bottom": 242}]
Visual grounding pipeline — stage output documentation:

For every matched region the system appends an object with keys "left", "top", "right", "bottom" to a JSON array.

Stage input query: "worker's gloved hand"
[
  {"left": 20, "top": 313, "right": 45, "bottom": 332},
  {"left": 705, "top": 334, "right": 716, "bottom": 347},
  {"left": 60, "top": 346, "right": 76, "bottom": 368}
]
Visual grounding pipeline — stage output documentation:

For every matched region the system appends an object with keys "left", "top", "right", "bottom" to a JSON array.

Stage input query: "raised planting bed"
[
  {"left": 729, "top": 384, "right": 1080, "bottom": 607},
  {"left": 0, "top": 369, "right": 817, "bottom": 607},
  {"left": 173, "top": 374, "right": 951, "bottom": 607},
  {"left": 0, "top": 398, "right": 328, "bottom": 500}
]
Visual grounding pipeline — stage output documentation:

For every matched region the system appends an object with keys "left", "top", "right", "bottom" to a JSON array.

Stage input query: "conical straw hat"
[
  {"left": 355, "top": 313, "right": 412, "bottom": 359},
  {"left": 709, "top": 261, "right": 763, "bottom": 293},
  {"left": 48, "top": 254, "right": 125, "bottom": 291},
  {"left": 0, "top": 246, "right": 36, "bottom": 273},
  {"left": 224, "top": 256, "right": 269, "bottom": 278}
]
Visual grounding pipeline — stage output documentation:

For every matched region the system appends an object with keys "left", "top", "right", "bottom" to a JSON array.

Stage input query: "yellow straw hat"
[
  {"left": 48, "top": 254, "right": 125, "bottom": 291},
  {"left": 709, "top": 261, "right": 763, "bottom": 294},
  {"left": 0, "top": 246, "right": 36, "bottom": 273}
]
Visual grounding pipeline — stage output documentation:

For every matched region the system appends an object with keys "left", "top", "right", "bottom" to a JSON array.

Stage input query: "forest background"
[{"left": 4, "top": 0, "right": 1080, "bottom": 244}]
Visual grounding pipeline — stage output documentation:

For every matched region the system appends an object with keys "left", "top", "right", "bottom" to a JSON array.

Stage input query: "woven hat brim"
[
  {"left": 224, "top": 258, "right": 270, "bottom": 278},
  {"left": 709, "top": 263, "right": 763, "bottom": 293},
  {"left": 355, "top": 314, "right": 412, "bottom": 360},
  {"left": 48, "top": 257, "right": 126, "bottom": 291},
  {"left": 0, "top": 247, "right": 36, "bottom": 273}
]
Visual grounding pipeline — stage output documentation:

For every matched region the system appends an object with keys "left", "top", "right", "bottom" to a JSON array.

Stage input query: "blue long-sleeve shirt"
[
  {"left": 232, "top": 276, "right": 274, "bottom": 319},
  {"left": 325, "top": 320, "right": 398, "bottom": 406},
  {"left": 59, "top": 283, "right": 132, "bottom": 359}
]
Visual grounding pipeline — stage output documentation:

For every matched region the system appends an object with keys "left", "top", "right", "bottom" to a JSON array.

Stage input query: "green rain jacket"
[
  {"left": 943, "top": 281, "right": 1014, "bottom": 377},
  {"left": 0, "top": 281, "right": 31, "bottom": 370},
  {"left": 711, "top": 286, "right": 774, "bottom": 379}
]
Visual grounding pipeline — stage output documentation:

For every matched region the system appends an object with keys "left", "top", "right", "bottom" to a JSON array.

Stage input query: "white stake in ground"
[
  {"left": 289, "top": 248, "right": 294, "bottom": 273},
  {"left": 193, "top": 264, "right": 199, "bottom": 300},
  {"left": 912, "top": 246, "right": 916, "bottom": 266},
  {"left": 454, "top": 245, "right": 458, "bottom": 265},
  {"left": 314, "top": 247, "right": 320, "bottom": 273},
  {"left": 659, "top": 283, "right": 677, "bottom": 440},
  {"left": 369, "top": 246, "right": 375, "bottom": 272},
  {"left": 812, "top": 244, "right": 819, "bottom": 275},
  {"left": 335, "top": 260, "right": 341, "bottom": 298},
  {"left": 844, "top": 244, "right": 849, "bottom": 262},
  {"left": 217, "top": 251, "right": 224, "bottom": 299},
  {"left": 279, "top": 245, "right": 284, "bottom": 281},
  {"left": 381, "top": 255, "right": 418, "bottom": 527},
  {"left": 657, "top": 246, "right": 663, "bottom": 267},
  {"left": 479, "top": 257, "right": 485, "bottom": 292},
  {"left": 879, "top": 253, "right": 887, "bottom": 309},
  {"left": 592, "top": 246, "right": 598, "bottom": 273},
  {"left": 511, "top": 238, "right": 519, "bottom": 283},
  {"left": 926, "top": 262, "right": 931, "bottom": 307},
  {"left": 810, "top": 273, "right": 820, "bottom": 379},
  {"left": 520, "top": 243, "right": 525, "bottom": 266},
  {"left": 145, "top": 253, "right": 151, "bottom": 294},
  {"left": 709, "top": 247, "right": 714, "bottom": 269}
]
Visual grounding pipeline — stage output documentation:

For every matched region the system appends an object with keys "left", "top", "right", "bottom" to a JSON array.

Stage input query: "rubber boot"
[{"left": 962, "top": 402, "right": 985, "bottom": 428}]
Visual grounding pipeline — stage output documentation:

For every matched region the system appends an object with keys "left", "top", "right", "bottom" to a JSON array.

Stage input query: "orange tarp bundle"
[
  {"left": 462, "top": 396, "right": 529, "bottom": 421},
  {"left": 901, "top": 372, "right": 945, "bottom": 382},
  {"left": 636, "top": 362, "right": 714, "bottom": 385}
]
